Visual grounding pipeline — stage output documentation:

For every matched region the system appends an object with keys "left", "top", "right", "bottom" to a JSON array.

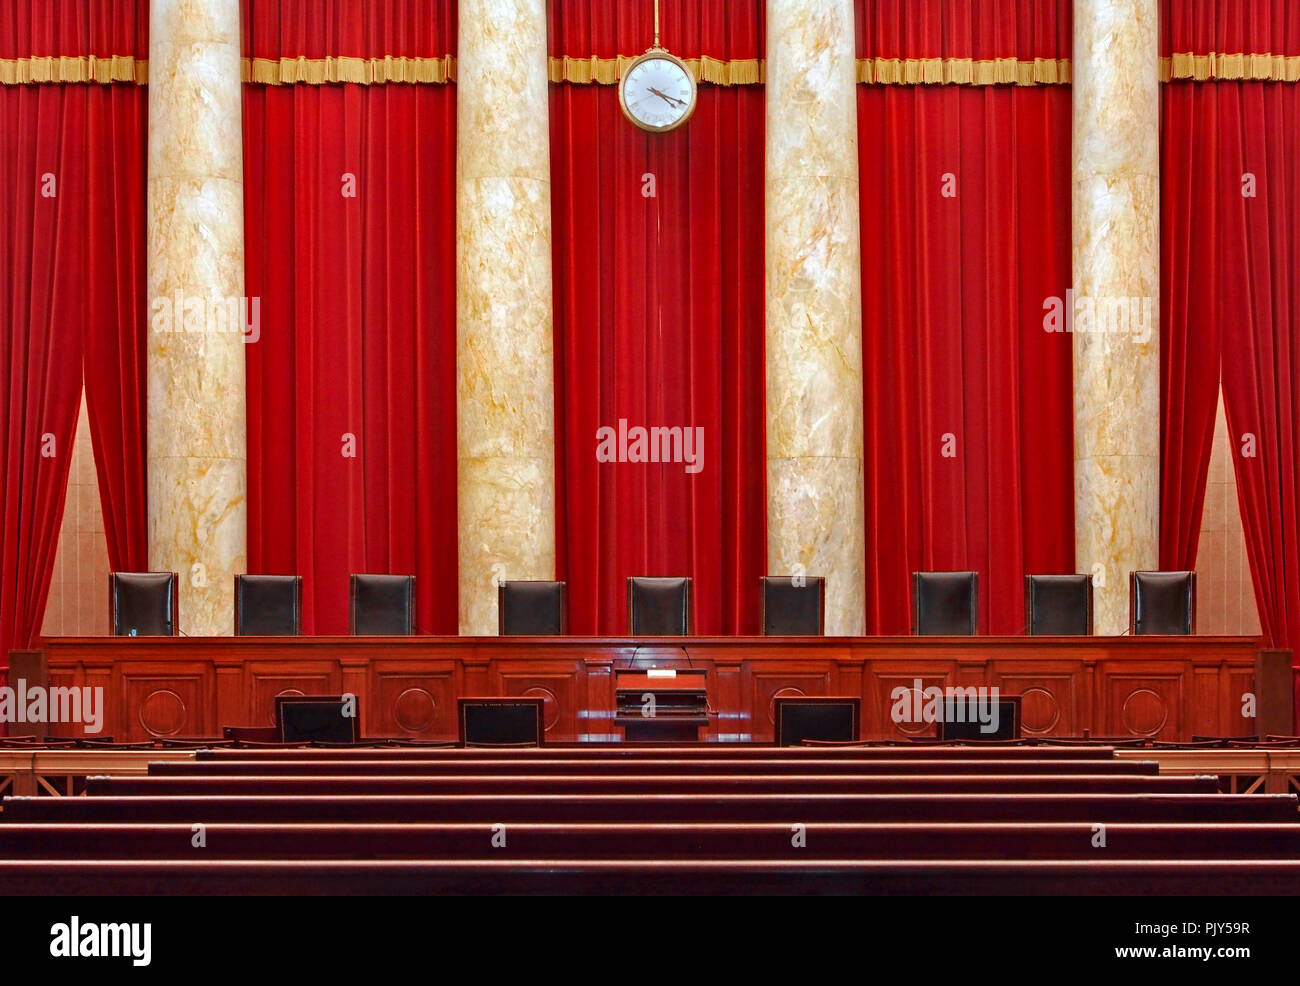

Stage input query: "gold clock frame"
[{"left": 618, "top": 47, "right": 698, "bottom": 134}]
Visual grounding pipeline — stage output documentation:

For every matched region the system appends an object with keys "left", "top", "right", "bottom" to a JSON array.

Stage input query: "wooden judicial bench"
[{"left": 24, "top": 634, "right": 1263, "bottom": 744}]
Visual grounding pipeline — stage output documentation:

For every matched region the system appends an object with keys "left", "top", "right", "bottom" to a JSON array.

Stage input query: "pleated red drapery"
[
  {"left": 855, "top": 0, "right": 1075, "bottom": 635},
  {"left": 1160, "top": 1, "right": 1300, "bottom": 714},
  {"left": 548, "top": 0, "right": 767, "bottom": 635},
  {"left": 0, "top": 2, "right": 148, "bottom": 691},
  {"left": 242, "top": 1, "right": 459, "bottom": 634}
]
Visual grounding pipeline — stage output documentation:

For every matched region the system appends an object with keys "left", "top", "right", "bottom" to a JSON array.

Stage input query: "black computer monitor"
[
  {"left": 774, "top": 697, "right": 860, "bottom": 746},
  {"left": 275, "top": 695, "right": 359, "bottom": 743},
  {"left": 458, "top": 698, "right": 545, "bottom": 747},
  {"left": 937, "top": 694, "right": 1021, "bottom": 740}
]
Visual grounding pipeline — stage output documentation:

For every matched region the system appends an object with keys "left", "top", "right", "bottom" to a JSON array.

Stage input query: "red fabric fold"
[
  {"left": 243, "top": 81, "right": 459, "bottom": 635},
  {"left": 858, "top": 83, "right": 1074, "bottom": 634},
  {"left": 548, "top": 0, "right": 764, "bottom": 61},
  {"left": 242, "top": 0, "right": 456, "bottom": 61},
  {"left": 1, "top": 81, "right": 144, "bottom": 685},
  {"left": 1163, "top": 74, "right": 1300, "bottom": 720},
  {"left": 1161, "top": 0, "right": 1300, "bottom": 57},
  {"left": 0, "top": 0, "right": 148, "bottom": 59},
  {"left": 854, "top": 0, "right": 1072, "bottom": 62},
  {"left": 549, "top": 1, "right": 767, "bottom": 635}
]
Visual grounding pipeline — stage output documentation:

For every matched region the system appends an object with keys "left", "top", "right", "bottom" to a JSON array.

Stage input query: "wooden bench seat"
[
  {"left": 195, "top": 745, "right": 1119, "bottom": 761},
  {"left": 2, "top": 821, "right": 1299, "bottom": 860},
  {"left": 151, "top": 757, "right": 1159, "bottom": 777},
  {"left": 85, "top": 774, "right": 1217, "bottom": 797},
  {"left": 6, "top": 792, "right": 1293, "bottom": 823},
  {"left": 2, "top": 858, "right": 1299, "bottom": 895}
]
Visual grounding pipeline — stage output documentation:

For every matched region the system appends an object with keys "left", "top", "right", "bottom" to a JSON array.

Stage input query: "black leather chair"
[
  {"left": 1024, "top": 574, "right": 1093, "bottom": 636},
  {"left": 627, "top": 577, "right": 692, "bottom": 636},
  {"left": 350, "top": 574, "right": 416, "bottom": 635},
  {"left": 761, "top": 576, "right": 825, "bottom": 635},
  {"left": 912, "top": 571, "right": 978, "bottom": 635},
  {"left": 498, "top": 580, "right": 566, "bottom": 635},
  {"left": 1130, "top": 571, "right": 1196, "bottom": 635},
  {"left": 235, "top": 575, "right": 302, "bottom": 636},
  {"left": 109, "top": 572, "right": 178, "bottom": 636}
]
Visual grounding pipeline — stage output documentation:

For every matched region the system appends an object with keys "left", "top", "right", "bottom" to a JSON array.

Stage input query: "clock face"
[{"left": 619, "top": 51, "right": 697, "bottom": 133}]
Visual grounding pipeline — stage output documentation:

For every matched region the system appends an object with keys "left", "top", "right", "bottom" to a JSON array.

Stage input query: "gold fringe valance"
[
  {"left": 1161, "top": 52, "right": 1300, "bottom": 82},
  {"left": 0, "top": 55, "right": 146, "bottom": 84},
  {"left": 548, "top": 55, "right": 1070, "bottom": 86},
  {"left": 858, "top": 56, "right": 1070, "bottom": 85},
  {"left": 8, "top": 52, "right": 1300, "bottom": 87},
  {"left": 242, "top": 55, "right": 455, "bottom": 84},
  {"left": 549, "top": 55, "right": 762, "bottom": 85}
]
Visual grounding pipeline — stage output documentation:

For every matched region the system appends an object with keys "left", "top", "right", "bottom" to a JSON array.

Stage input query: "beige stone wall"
[
  {"left": 1196, "top": 391, "right": 1263, "bottom": 636},
  {"left": 41, "top": 392, "right": 112, "bottom": 637}
]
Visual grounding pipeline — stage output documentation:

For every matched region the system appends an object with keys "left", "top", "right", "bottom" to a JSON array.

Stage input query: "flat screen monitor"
[
  {"left": 937, "top": 694, "right": 1021, "bottom": 741},
  {"left": 275, "top": 695, "right": 359, "bottom": 744},
  {"left": 774, "top": 697, "right": 860, "bottom": 746},
  {"left": 458, "top": 698, "right": 545, "bottom": 747}
]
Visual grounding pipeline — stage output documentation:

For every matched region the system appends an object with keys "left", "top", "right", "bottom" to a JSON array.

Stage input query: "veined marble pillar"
[
  {"left": 146, "top": 0, "right": 246, "bottom": 636},
  {"left": 456, "top": 0, "right": 557, "bottom": 634},
  {"left": 764, "top": 0, "right": 866, "bottom": 635},
  {"left": 1072, "top": 0, "right": 1160, "bottom": 633}
]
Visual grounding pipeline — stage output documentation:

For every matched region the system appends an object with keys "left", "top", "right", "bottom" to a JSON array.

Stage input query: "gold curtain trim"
[
  {"left": 548, "top": 55, "right": 762, "bottom": 85},
  {"left": 858, "top": 57, "right": 1070, "bottom": 85},
  {"left": 10, "top": 52, "right": 1297, "bottom": 88},
  {"left": 242, "top": 55, "right": 456, "bottom": 84},
  {"left": 0, "top": 55, "right": 146, "bottom": 84},
  {"left": 1161, "top": 52, "right": 1300, "bottom": 81}
]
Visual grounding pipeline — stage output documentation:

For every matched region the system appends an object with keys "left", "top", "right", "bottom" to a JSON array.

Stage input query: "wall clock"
[{"left": 618, "top": 48, "right": 697, "bottom": 133}]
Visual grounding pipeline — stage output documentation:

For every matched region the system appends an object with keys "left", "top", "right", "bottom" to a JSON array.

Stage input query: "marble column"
[
  {"left": 1072, "top": 0, "right": 1160, "bottom": 634},
  {"left": 764, "top": 0, "right": 866, "bottom": 635},
  {"left": 146, "top": 0, "right": 246, "bottom": 636},
  {"left": 456, "top": 0, "right": 557, "bottom": 635}
]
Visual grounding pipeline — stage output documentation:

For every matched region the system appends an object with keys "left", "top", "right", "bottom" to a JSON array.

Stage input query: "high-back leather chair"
[
  {"left": 498, "top": 580, "right": 566, "bottom": 635},
  {"left": 912, "top": 571, "right": 978, "bottom": 635},
  {"left": 627, "top": 577, "right": 692, "bottom": 636},
  {"left": 1130, "top": 571, "right": 1196, "bottom": 635},
  {"left": 1024, "top": 574, "right": 1093, "bottom": 636},
  {"left": 761, "top": 576, "right": 826, "bottom": 636},
  {"left": 110, "top": 572, "right": 179, "bottom": 637},
  {"left": 235, "top": 575, "right": 302, "bottom": 636},
  {"left": 350, "top": 574, "right": 416, "bottom": 635}
]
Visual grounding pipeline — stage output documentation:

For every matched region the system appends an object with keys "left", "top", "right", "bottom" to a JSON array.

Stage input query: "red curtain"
[
  {"left": 83, "top": 85, "right": 148, "bottom": 574},
  {"left": 0, "top": 2, "right": 148, "bottom": 687},
  {"left": 243, "top": 1, "right": 459, "bottom": 634},
  {"left": 0, "top": 86, "right": 87, "bottom": 662},
  {"left": 1159, "top": 80, "right": 1222, "bottom": 570},
  {"left": 855, "top": 0, "right": 1072, "bottom": 59},
  {"left": 1161, "top": 0, "right": 1300, "bottom": 57},
  {"left": 243, "top": 0, "right": 453, "bottom": 61},
  {"left": 1161, "top": 2, "right": 1300, "bottom": 721},
  {"left": 856, "top": 1, "right": 1075, "bottom": 635},
  {"left": 548, "top": 0, "right": 767, "bottom": 635},
  {"left": 1218, "top": 80, "right": 1300, "bottom": 703}
]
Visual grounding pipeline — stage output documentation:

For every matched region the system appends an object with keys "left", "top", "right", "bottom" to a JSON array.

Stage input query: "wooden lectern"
[{"left": 614, "top": 668, "right": 708, "bottom": 742}]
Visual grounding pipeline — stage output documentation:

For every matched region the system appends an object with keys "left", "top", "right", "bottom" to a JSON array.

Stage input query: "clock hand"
[{"left": 648, "top": 86, "right": 686, "bottom": 108}]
